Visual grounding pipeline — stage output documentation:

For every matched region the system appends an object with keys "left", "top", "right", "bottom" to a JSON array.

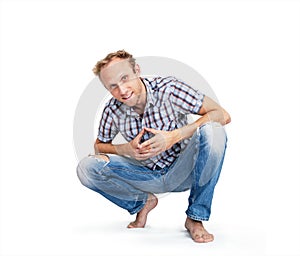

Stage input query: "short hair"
[{"left": 93, "top": 50, "right": 136, "bottom": 76}]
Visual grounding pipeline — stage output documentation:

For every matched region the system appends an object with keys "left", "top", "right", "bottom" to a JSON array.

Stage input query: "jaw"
[
  {"left": 121, "top": 92, "right": 145, "bottom": 114},
  {"left": 118, "top": 79, "right": 147, "bottom": 112},
  {"left": 120, "top": 91, "right": 136, "bottom": 106}
]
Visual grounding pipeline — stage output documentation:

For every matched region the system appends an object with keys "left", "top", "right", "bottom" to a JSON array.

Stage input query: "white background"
[{"left": 1, "top": 0, "right": 300, "bottom": 256}]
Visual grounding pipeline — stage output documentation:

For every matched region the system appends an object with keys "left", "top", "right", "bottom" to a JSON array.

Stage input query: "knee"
[
  {"left": 198, "top": 122, "right": 227, "bottom": 151},
  {"left": 76, "top": 156, "right": 94, "bottom": 187},
  {"left": 76, "top": 155, "right": 106, "bottom": 186},
  {"left": 196, "top": 123, "right": 227, "bottom": 186},
  {"left": 77, "top": 154, "right": 110, "bottom": 185}
]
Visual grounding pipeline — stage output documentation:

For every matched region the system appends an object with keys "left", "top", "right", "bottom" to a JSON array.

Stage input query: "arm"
[
  {"left": 139, "top": 95, "right": 231, "bottom": 156},
  {"left": 95, "top": 102, "right": 150, "bottom": 160},
  {"left": 175, "top": 95, "right": 231, "bottom": 142},
  {"left": 94, "top": 128, "right": 152, "bottom": 160}
]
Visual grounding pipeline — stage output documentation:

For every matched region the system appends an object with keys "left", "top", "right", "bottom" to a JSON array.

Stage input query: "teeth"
[{"left": 123, "top": 93, "right": 132, "bottom": 100}]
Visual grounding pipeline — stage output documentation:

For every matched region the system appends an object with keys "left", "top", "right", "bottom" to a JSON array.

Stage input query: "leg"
[
  {"left": 164, "top": 122, "right": 227, "bottom": 242},
  {"left": 77, "top": 153, "right": 160, "bottom": 227},
  {"left": 185, "top": 122, "right": 227, "bottom": 242},
  {"left": 127, "top": 193, "right": 158, "bottom": 228}
]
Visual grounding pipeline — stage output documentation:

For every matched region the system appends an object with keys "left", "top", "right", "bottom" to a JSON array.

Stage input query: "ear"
[
  {"left": 134, "top": 64, "right": 141, "bottom": 75},
  {"left": 98, "top": 73, "right": 109, "bottom": 91}
]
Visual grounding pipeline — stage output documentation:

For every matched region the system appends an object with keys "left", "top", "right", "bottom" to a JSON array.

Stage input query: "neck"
[{"left": 133, "top": 79, "right": 147, "bottom": 115}]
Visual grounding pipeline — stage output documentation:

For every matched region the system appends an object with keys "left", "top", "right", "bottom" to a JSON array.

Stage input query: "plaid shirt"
[{"left": 97, "top": 76, "right": 205, "bottom": 170}]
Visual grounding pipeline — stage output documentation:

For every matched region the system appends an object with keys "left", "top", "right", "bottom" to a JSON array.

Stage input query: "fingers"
[
  {"left": 133, "top": 128, "right": 145, "bottom": 149},
  {"left": 135, "top": 150, "right": 157, "bottom": 160},
  {"left": 144, "top": 127, "right": 159, "bottom": 134},
  {"left": 132, "top": 127, "right": 169, "bottom": 160},
  {"left": 139, "top": 127, "right": 157, "bottom": 148},
  {"left": 137, "top": 142, "right": 162, "bottom": 159},
  {"left": 134, "top": 141, "right": 160, "bottom": 160},
  {"left": 136, "top": 128, "right": 145, "bottom": 141},
  {"left": 139, "top": 137, "right": 154, "bottom": 149},
  {"left": 140, "top": 135, "right": 166, "bottom": 151}
]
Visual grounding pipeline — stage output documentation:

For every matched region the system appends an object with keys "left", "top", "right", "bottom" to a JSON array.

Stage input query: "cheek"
[
  {"left": 132, "top": 82, "right": 141, "bottom": 93},
  {"left": 110, "top": 91, "right": 120, "bottom": 99}
]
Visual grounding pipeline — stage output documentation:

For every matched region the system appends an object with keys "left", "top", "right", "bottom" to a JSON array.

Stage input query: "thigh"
[
  {"left": 163, "top": 131, "right": 199, "bottom": 192},
  {"left": 164, "top": 122, "right": 227, "bottom": 191},
  {"left": 102, "top": 154, "right": 166, "bottom": 193}
]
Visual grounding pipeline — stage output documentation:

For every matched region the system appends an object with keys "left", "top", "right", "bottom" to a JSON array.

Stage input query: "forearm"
[
  {"left": 174, "top": 109, "right": 230, "bottom": 143},
  {"left": 94, "top": 140, "right": 130, "bottom": 156},
  {"left": 171, "top": 121, "right": 200, "bottom": 145}
]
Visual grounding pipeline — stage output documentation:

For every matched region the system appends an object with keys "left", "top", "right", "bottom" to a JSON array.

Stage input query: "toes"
[
  {"left": 202, "top": 234, "right": 214, "bottom": 242},
  {"left": 193, "top": 235, "right": 205, "bottom": 243},
  {"left": 191, "top": 232, "right": 214, "bottom": 243},
  {"left": 127, "top": 221, "right": 145, "bottom": 229},
  {"left": 127, "top": 223, "right": 135, "bottom": 228}
]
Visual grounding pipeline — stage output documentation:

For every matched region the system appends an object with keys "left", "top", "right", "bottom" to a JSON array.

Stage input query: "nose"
[{"left": 118, "top": 83, "right": 128, "bottom": 95}]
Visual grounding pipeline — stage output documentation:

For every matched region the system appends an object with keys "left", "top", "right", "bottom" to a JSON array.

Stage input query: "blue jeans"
[{"left": 77, "top": 122, "right": 227, "bottom": 221}]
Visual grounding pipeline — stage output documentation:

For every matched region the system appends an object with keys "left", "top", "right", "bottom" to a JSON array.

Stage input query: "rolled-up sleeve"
[
  {"left": 170, "top": 77, "right": 205, "bottom": 114},
  {"left": 97, "top": 106, "right": 118, "bottom": 143}
]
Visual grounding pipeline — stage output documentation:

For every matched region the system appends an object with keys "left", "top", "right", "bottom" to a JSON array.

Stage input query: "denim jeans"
[{"left": 77, "top": 122, "right": 227, "bottom": 221}]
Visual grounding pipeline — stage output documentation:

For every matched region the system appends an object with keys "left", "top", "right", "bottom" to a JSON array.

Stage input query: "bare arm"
[
  {"left": 95, "top": 95, "right": 230, "bottom": 160},
  {"left": 94, "top": 128, "right": 152, "bottom": 160},
  {"left": 175, "top": 95, "right": 231, "bottom": 142},
  {"left": 139, "top": 95, "right": 231, "bottom": 157}
]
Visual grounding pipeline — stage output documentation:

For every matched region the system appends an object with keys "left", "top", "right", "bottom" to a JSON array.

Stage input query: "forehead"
[{"left": 100, "top": 58, "right": 132, "bottom": 81}]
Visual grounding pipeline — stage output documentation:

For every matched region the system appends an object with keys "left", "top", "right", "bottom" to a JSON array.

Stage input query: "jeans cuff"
[
  {"left": 186, "top": 211, "right": 210, "bottom": 221},
  {"left": 128, "top": 196, "right": 148, "bottom": 215}
]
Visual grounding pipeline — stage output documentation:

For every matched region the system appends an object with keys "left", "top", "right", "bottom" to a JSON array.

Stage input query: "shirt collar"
[{"left": 143, "top": 77, "right": 156, "bottom": 108}]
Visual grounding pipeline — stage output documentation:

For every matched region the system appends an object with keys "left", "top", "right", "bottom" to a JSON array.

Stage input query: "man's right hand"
[
  {"left": 123, "top": 128, "right": 152, "bottom": 160},
  {"left": 95, "top": 129, "right": 152, "bottom": 161}
]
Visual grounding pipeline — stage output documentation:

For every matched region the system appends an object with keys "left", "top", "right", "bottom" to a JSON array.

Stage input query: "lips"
[{"left": 122, "top": 92, "right": 133, "bottom": 101}]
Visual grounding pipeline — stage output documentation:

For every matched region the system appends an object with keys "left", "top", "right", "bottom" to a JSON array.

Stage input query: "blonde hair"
[{"left": 93, "top": 50, "right": 136, "bottom": 76}]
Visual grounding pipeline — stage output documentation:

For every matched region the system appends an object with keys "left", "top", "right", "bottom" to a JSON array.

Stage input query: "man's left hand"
[{"left": 138, "top": 127, "right": 180, "bottom": 158}]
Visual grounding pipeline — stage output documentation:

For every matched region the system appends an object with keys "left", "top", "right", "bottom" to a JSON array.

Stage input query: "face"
[{"left": 100, "top": 58, "right": 146, "bottom": 109}]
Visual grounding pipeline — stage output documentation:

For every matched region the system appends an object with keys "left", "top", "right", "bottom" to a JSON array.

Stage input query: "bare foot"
[
  {"left": 127, "top": 194, "right": 158, "bottom": 228},
  {"left": 185, "top": 217, "right": 214, "bottom": 243}
]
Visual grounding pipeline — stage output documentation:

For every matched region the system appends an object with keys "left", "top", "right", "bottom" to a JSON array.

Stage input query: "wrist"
[
  {"left": 173, "top": 129, "right": 183, "bottom": 144},
  {"left": 114, "top": 143, "right": 128, "bottom": 156},
  {"left": 178, "top": 123, "right": 198, "bottom": 141}
]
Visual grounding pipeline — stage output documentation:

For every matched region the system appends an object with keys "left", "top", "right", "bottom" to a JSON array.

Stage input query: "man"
[{"left": 77, "top": 50, "right": 231, "bottom": 243}]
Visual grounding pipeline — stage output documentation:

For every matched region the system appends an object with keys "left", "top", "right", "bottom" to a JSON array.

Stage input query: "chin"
[
  {"left": 124, "top": 101, "right": 136, "bottom": 107},
  {"left": 122, "top": 96, "right": 137, "bottom": 107}
]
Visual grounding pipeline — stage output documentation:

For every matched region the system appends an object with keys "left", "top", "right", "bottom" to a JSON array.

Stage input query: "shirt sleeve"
[
  {"left": 97, "top": 105, "right": 118, "bottom": 143},
  {"left": 169, "top": 77, "right": 205, "bottom": 114}
]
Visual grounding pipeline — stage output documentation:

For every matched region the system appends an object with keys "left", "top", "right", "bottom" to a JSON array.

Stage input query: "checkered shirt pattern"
[{"left": 97, "top": 76, "right": 205, "bottom": 170}]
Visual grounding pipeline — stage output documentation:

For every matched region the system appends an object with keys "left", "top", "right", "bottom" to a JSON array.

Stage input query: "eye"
[
  {"left": 109, "top": 84, "right": 118, "bottom": 90},
  {"left": 121, "top": 75, "right": 128, "bottom": 81}
]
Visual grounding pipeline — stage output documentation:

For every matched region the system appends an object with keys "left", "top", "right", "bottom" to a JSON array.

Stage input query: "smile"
[{"left": 122, "top": 92, "right": 133, "bottom": 101}]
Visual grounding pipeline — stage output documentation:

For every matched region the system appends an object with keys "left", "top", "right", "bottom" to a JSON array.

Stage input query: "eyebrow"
[{"left": 108, "top": 73, "right": 126, "bottom": 88}]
